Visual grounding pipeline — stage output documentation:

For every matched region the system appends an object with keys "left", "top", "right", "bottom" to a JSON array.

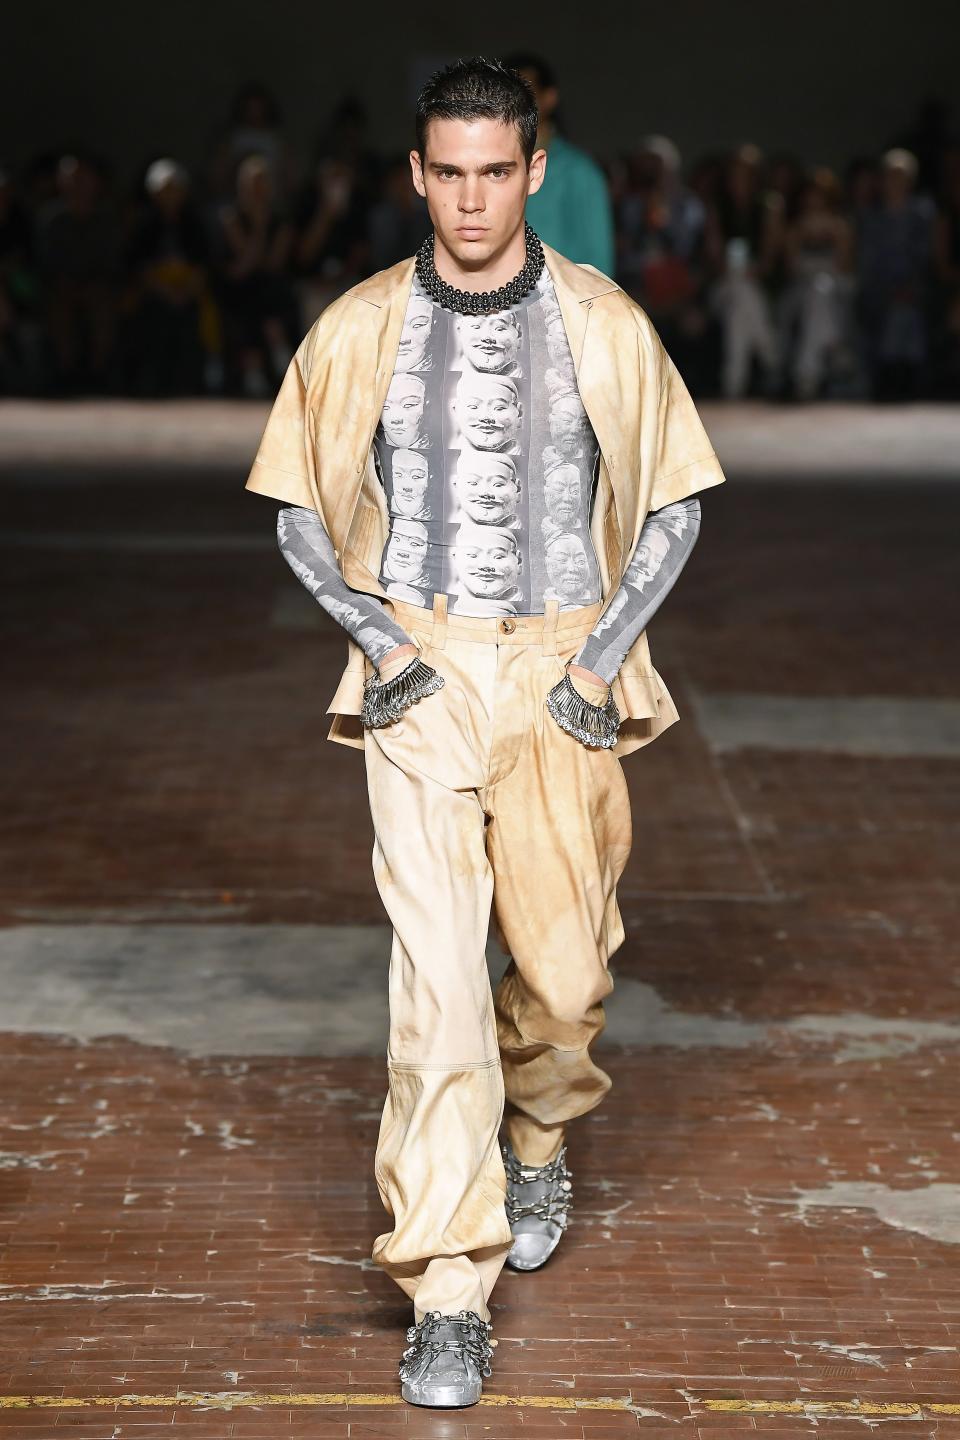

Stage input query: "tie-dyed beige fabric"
[
  {"left": 364, "top": 596, "right": 631, "bottom": 1321},
  {"left": 245, "top": 241, "right": 726, "bottom": 758}
]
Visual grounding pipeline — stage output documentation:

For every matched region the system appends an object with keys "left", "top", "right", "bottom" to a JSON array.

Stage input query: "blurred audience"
[{"left": 1, "top": 84, "right": 957, "bottom": 402}]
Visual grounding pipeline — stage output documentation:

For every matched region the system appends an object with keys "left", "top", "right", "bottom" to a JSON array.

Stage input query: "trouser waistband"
[{"left": 385, "top": 594, "right": 603, "bottom": 655}]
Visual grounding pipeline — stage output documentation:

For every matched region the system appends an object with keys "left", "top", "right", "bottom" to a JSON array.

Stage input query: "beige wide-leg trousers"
[{"left": 362, "top": 594, "right": 633, "bottom": 1322}]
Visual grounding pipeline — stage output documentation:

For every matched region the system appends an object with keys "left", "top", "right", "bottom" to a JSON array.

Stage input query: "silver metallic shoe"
[
  {"left": 503, "top": 1137, "right": 573, "bottom": 1271},
  {"left": 398, "top": 1308, "right": 494, "bottom": 1408}
]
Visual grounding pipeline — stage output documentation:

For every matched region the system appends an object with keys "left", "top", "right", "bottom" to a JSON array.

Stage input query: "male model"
[{"left": 246, "top": 58, "right": 725, "bottom": 1409}]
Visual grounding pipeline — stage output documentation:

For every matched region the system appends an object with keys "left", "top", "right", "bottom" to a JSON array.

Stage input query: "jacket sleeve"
[
  {"left": 644, "top": 322, "right": 727, "bottom": 512},
  {"left": 245, "top": 342, "right": 317, "bottom": 510}
]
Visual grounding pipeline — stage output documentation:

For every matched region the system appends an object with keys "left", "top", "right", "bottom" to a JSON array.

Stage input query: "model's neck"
[{"left": 431, "top": 222, "right": 528, "bottom": 293}]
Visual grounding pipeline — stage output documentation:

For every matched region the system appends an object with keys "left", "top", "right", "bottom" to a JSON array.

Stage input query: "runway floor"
[{"left": 1, "top": 401, "right": 958, "bottom": 1437}]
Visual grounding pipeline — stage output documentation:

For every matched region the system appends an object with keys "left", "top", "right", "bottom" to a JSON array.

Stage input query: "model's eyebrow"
[{"left": 428, "top": 160, "right": 520, "bottom": 173}]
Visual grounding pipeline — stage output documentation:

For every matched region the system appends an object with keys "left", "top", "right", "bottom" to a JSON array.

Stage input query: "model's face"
[
  {"left": 396, "top": 299, "right": 434, "bottom": 371},
  {"left": 543, "top": 464, "right": 582, "bottom": 523},
  {"left": 455, "top": 376, "right": 521, "bottom": 451},
  {"left": 628, "top": 529, "right": 671, "bottom": 585},
  {"left": 409, "top": 117, "right": 545, "bottom": 271},
  {"left": 454, "top": 457, "right": 520, "bottom": 524},
  {"left": 457, "top": 310, "right": 521, "bottom": 373},
  {"left": 549, "top": 395, "right": 590, "bottom": 454},
  {"left": 386, "top": 526, "right": 427, "bottom": 579},
  {"left": 455, "top": 529, "right": 521, "bottom": 596},
  {"left": 392, "top": 450, "right": 429, "bottom": 511},
  {"left": 382, "top": 374, "right": 425, "bottom": 445},
  {"left": 546, "top": 533, "right": 591, "bottom": 595}
]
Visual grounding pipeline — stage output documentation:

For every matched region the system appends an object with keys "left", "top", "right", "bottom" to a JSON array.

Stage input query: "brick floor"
[{"left": 1, "top": 410, "right": 958, "bottom": 1436}]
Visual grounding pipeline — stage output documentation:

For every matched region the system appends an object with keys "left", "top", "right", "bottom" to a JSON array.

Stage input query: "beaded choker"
[{"left": 415, "top": 221, "right": 545, "bottom": 315}]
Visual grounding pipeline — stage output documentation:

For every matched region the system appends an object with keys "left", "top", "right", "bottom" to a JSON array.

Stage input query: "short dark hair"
[{"left": 415, "top": 57, "right": 539, "bottom": 166}]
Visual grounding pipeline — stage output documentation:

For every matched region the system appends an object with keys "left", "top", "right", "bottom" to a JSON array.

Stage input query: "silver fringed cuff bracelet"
[
  {"left": 546, "top": 672, "right": 620, "bottom": 749},
  {"left": 360, "top": 656, "right": 445, "bottom": 728}
]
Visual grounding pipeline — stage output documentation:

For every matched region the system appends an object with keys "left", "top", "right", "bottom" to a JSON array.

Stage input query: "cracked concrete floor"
[{"left": 0, "top": 404, "right": 958, "bottom": 1436}]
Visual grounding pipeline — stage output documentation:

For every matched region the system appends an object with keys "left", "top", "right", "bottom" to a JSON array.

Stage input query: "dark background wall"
[{"left": 8, "top": 0, "right": 955, "bottom": 177}]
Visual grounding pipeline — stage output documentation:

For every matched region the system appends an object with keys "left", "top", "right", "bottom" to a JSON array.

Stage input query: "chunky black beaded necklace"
[{"left": 415, "top": 221, "right": 545, "bottom": 315}]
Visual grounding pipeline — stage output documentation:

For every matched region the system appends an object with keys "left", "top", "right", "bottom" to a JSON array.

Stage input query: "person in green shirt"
[{"left": 506, "top": 53, "right": 616, "bottom": 277}]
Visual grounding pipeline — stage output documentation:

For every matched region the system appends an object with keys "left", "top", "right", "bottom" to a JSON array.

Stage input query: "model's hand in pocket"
[
  {"left": 361, "top": 643, "right": 445, "bottom": 729},
  {"left": 545, "top": 661, "right": 620, "bottom": 750}
]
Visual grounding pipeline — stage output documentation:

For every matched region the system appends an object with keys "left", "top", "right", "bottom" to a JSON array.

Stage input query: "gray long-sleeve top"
[{"left": 276, "top": 493, "right": 701, "bottom": 687}]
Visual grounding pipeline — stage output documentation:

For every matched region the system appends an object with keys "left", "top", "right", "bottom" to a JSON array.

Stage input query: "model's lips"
[{"left": 457, "top": 227, "right": 488, "bottom": 237}]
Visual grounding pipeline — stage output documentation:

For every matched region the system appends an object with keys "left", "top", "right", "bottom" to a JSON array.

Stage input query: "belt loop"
[
  {"left": 431, "top": 591, "right": 448, "bottom": 649},
  {"left": 541, "top": 598, "right": 560, "bottom": 655}
]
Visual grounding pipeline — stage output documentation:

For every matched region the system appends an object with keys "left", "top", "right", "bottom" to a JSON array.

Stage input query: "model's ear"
[
  {"left": 409, "top": 149, "right": 426, "bottom": 199},
  {"left": 526, "top": 147, "right": 548, "bottom": 197}
]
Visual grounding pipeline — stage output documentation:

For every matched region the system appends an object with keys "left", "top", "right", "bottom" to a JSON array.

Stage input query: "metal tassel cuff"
[
  {"left": 546, "top": 672, "right": 620, "bottom": 749},
  {"left": 360, "top": 656, "right": 444, "bottom": 729}
]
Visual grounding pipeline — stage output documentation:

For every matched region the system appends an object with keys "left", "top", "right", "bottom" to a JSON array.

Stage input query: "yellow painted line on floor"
[
  {"left": 1, "top": 1392, "right": 960, "bottom": 1418},
  {"left": 0, "top": 1392, "right": 622, "bottom": 1412}
]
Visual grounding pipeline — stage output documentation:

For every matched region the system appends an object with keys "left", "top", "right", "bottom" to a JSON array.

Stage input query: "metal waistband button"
[{"left": 500, "top": 618, "right": 516, "bottom": 634}]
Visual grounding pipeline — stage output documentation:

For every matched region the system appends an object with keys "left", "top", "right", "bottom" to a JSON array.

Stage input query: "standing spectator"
[
  {"left": 214, "top": 154, "right": 299, "bottom": 397},
  {"left": 777, "top": 168, "right": 857, "bottom": 399},
  {"left": 35, "top": 153, "right": 123, "bottom": 394},
  {"left": 704, "top": 144, "right": 784, "bottom": 398},
  {"left": 125, "top": 159, "right": 212, "bottom": 396},
  {"left": 505, "top": 52, "right": 615, "bottom": 275},
  {"left": 856, "top": 148, "right": 936, "bottom": 400}
]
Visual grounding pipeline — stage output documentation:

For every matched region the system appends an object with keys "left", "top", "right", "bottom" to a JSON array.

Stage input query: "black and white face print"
[
  {"left": 389, "top": 448, "right": 431, "bottom": 519},
  {"left": 625, "top": 527, "right": 672, "bottom": 588},
  {"left": 452, "top": 451, "right": 522, "bottom": 528},
  {"left": 454, "top": 309, "right": 523, "bottom": 376},
  {"left": 379, "top": 373, "right": 428, "bottom": 450},
  {"left": 452, "top": 372, "right": 523, "bottom": 455},
  {"left": 395, "top": 295, "right": 436, "bottom": 373},
  {"left": 451, "top": 522, "right": 524, "bottom": 613},
  {"left": 382, "top": 517, "right": 429, "bottom": 593},
  {"left": 543, "top": 529, "right": 595, "bottom": 605}
]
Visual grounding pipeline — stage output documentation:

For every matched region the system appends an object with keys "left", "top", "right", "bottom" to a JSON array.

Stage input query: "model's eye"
[{"left": 489, "top": 168, "right": 508, "bottom": 179}]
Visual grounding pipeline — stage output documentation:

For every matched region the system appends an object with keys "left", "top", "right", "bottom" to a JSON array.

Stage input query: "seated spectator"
[
  {"left": 294, "top": 153, "right": 371, "bottom": 316},
  {"left": 213, "top": 153, "right": 300, "bottom": 398},
  {"left": 777, "top": 168, "right": 858, "bottom": 399},
  {"left": 856, "top": 147, "right": 936, "bottom": 400},
  {"left": 704, "top": 143, "right": 785, "bottom": 398},
  {"left": 35, "top": 152, "right": 122, "bottom": 394},
  {"left": 614, "top": 135, "right": 709, "bottom": 376},
  {"left": 125, "top": 159, "right": 213, "bottom": 396}
]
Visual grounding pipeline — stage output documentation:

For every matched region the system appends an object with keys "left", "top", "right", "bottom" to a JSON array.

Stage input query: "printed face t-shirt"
[{"left": 372, "top": 267, "right": 603, "bottom": 617}]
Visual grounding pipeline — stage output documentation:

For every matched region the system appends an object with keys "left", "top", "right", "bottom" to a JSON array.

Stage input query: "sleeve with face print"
[
  {"left": 277, "top": 504, "right": 416, "bottom": 667},
  {"left": 570, "top": 496, "right": 702, "bottom": 686}
]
